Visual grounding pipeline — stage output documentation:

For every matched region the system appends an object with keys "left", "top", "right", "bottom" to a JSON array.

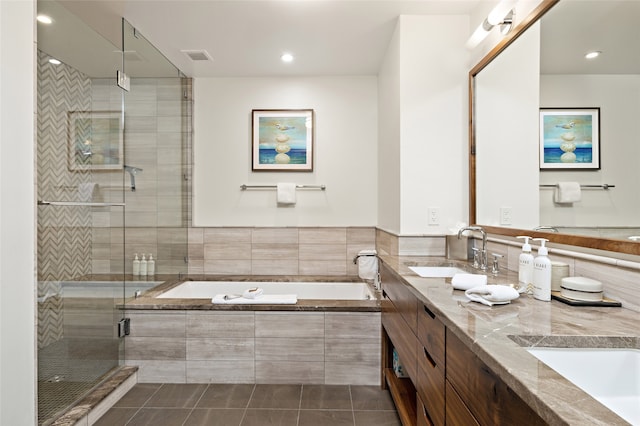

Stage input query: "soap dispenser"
[
  {"left": 147, "top": 254, "right": 155, "bottom": 276},
  {"left": 140, "top": 254, "right": 148, "bottom": 276},
  {"left": 532, "top": 238, "right": 551, "bottom": 301},
  {"left": 132, "top": 253, "right": 140, "bottom": 276},
  {"left": 516, "top": 236, "right": 534, "bottom": 294}
]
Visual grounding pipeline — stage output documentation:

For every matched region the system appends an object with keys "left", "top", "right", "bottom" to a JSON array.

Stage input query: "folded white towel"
[
  {"left": 357, "top": 249, "right": 378, "bottom": 280},
  {"left": 554, "top": 182, "right": 581, "bottom": 203},
  {"left": 451, "top": 273, "right": 488, "bottom": 290},
  {"left": 78, "top": 182, "right": 98, "bottom": 201},
  {"left": 212, "top": 294, "right": 297, "bottom": 304},
  {"left": 465, "top": 285, "right": 520, "bottom": 306},
  {"left": 242, "top": 287, "right": 263, "bottom": 299},
  {"left": 277, "top": 183, "right": 297, "bottom": 205}
]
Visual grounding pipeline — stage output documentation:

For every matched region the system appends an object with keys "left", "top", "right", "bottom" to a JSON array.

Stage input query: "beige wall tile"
[
  {"left": 127, "top": 360, "right": 186, "bottom": 383},
  {"left": 188, "top": 244, "right": 204, "bottom": 260},
  {"left": 127, "top": 312, "right": 186, "bottom": 337},
  {"left": 125, "top": 337, "right": 185, "bottom": 360},
  {"left": 251, "top": 260, "right": 299, "bottom": 275},
  {"left": 299, "top": 244, "right": 346, "bottom": 261},
  {"left": 188, "top": 259, "right": 204, "bottom": 274},
  {"left": 255, "top": 312, "right": 324, "bottom": 338},
  {"left": 204, "top": 260, "right": 251, "bottom": 275},
  {"left": 252, "top": 244, "right": 298, "bottom": 260},
  {"left": 325, "top": 362, "right": 379, "bottom": 386},
  {"left": 186, "top": 312, "right": 254, "bottom": 338},
  {"left": 204, "top": 243, "right": 251, "bottom": 260},
  {"left": 325, "top": 339, "right": 380, "bottom": 363},
  {"left": 252, "top": 228, "right": 298, "bottom": 244},
  {"left": 187, "top": 338, "right": 254, "bottom": 360},
  {"left": 347, "top": 227, "right": 376, "bottom": 245},
  {"left": 255, "top": 338, "right": 324, "bottom": 361},
  {"left": 298, "top": 260, "right": 347, "bottom": 276},
  {"left": 255, "top": 361, "right": 324, "bottom": 384},
  {"left": 376, "top": 229, "right": 398, "bottom": 256},
  {"left": 186, "top": 360, "right": 255, "bottom": 384},
  {"left": 188, "top": 228, "right": 204, "bottom": 245},
  {"left": 575, "top": 260, "right": 640, "bottom": 311},
  {"left": 299, "top": 228, "right": 347, "bottom": 244},
  {"left": 325, "top": 313, "right": 381, "bottom": 339},
  {"left": 398, "top": 236, "right": 445, "bottom": 256},
  {"left": 204, "top": 228, "right": 252, "bottom": 244}
]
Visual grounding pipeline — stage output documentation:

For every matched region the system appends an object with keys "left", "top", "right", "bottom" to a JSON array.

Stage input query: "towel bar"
[
  {"left": 539, "top": 184, "right": 614, "bottom": 190},
  {"left": 240, "top": 184, "right": 326, "bottom": 190}
]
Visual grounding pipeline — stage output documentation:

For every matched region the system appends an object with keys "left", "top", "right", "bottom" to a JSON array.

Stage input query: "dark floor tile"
[
  {"left": 196, "top": 383, "right": 255, "bottom": 408},
  {"left": 126, "top": 407, "right": 192, "bottom": 426},
  {"left": 93, "top": 407, "right": 139, "bottom": 426},
  {"left": 184, "top": 408, "right": 245, "bottom": 426},
  {"left": 300, "top": 385, "right": 352, "bottom": 410},
  {"left": 144, "top": 383, "right": 208, "bottom": 408},
  {"left": 113, "top": 383, "right": 162, "bottom": 407},
  {"left": 298, "top": 409, "right": 355, "bottom": 426},
  {"left": 241, "top": 409, "right": 299, "bottom": 426},
  {"left": 248, "top": 384, "right": 302, "bottom": 409},
  {"left": 354, "top": 410, "right": 401, "bottom": 426},
  {"left": 350, "top": 386, "right": 395, "bottom": 411}
]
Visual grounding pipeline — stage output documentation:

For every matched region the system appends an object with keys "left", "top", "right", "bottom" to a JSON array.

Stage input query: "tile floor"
[{"left": 95, "top": 383, "right": 401, "bottom": 426}]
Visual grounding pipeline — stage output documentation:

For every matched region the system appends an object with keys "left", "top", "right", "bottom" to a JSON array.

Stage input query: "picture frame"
[
  {"left": 68, "top": 110, "right": 123, "bottom": 171},
  {"left": 539, "top": 108, "right": 600, "bottom": 170},
  {"left": 251, "top": 109, "right": 314, "bottom": 171}
]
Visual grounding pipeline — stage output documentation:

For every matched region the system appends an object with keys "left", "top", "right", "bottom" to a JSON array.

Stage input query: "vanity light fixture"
[
  {"left": 37, "top": 14, "right": 53, "bottom": 24},
  {"left": 466, "top": 0, "right": 518, "bottom": 49},
  {"left": 585, "top": 51, "right": 601, "bottom": 59},
  {"left": 48, "top": 58, "right": 61, "bottom": 65},
  {"left": 281, "top": 53, "right": 294, "bottom": 63}
]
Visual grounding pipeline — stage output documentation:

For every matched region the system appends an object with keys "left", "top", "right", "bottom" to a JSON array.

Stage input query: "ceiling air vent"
[{"left": 181, "top": 50, "right": 212, "bottom": 61}]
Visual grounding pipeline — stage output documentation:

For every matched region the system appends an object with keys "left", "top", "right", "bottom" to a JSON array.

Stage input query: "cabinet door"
[
  {"left": 381, "top": 264, "right": 418, "bottom": 333},
  {"left": 416, "top": 348, "right": 445, "bottom": 426},
  {"left": 417, "top": 303, "right": 446, "bottom": 368},
  {"left": 446, "top": 329, "right": 546, "bottom": 426},
  {"left": 445, "top": 380, "right": 479, "bottom": 426},
  {"left": 382, "top": 295, "right": 418, "bottom": 380}
]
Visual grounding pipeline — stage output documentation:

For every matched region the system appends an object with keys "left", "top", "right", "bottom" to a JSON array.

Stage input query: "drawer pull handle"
[
  {"left": 423, "top": 346, "right": 436, "bottom": 368},
  {"left": 422, "top": 402, "right": 435, "bottom": 425},
  {"left": 423, "top": 304, "right": 436, "bottom": 319}
]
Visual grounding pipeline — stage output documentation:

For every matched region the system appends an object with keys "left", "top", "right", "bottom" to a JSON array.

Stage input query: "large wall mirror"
[{"left": 470, "top": 0, "right": 640, "bottom": 255}]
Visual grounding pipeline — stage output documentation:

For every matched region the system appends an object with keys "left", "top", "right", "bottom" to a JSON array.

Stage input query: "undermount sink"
[
  {"left": 527, "top": 347, "right": 640, "bottom": 425},
  {"left": 408, "top": 266, "right": 467, "bottom": 278}
]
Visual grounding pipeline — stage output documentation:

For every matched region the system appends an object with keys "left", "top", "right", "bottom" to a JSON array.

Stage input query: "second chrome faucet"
[{"left": 458, "top": 226, "right": 487, "bottom": 270}]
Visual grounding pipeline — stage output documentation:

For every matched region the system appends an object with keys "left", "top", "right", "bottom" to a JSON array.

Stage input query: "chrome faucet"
[{"left": 458, "top": 226, "right": 487, "bottom": 270}]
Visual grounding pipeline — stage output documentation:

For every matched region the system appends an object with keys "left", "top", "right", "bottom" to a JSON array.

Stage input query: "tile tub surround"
[
  {"left": 383, "top": 256, "right": 639, "bottom": 426},
  {"left": 123, "top": 310, "right": 381, "bottom": 385}
]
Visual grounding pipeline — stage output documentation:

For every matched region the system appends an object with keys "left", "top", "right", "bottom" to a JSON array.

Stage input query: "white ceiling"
[{"left": 54, "top": 0, "right": 483, "bottom": 78}]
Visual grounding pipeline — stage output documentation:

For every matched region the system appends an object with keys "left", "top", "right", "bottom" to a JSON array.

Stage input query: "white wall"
[
  {"left": 540, "top": 74, "right": 640, "bottom": 226},
  {"left": 377, "top": 22, "right": 402, "bottom": 234},
  {"left": 193, "top": 77, "right": 378, "bottom": 227},
  {"left": 0, "top": 0, "right": 37, "bottom": 424},
  {"left": 475, "top": 23, "right": 540, "bottom": 229},
  {"left": 399, "top": 15, "right": 469, "bottom": 235}
]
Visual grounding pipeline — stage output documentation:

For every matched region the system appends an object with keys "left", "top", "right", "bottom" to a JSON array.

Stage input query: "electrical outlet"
[
  {"left": 500, "top": 207, "right": 513, "bottom": 225},
  {"left": 428, "top": 207, "right": 440, "bottom": 225}
]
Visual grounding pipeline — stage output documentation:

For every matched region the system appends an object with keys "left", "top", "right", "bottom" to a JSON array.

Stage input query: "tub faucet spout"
[{"left": 458, "top": 226, "right": 487, "bottom": 270}]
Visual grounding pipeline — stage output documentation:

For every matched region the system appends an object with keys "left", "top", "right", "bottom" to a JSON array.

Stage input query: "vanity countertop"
[{"left": 380, "top": 255, "right": 638, "bottom": 426}]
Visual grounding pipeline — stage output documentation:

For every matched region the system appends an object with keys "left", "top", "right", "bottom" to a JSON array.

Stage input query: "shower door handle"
[{"left": 38, "top": 200, "right": 126, "bottom": 207}]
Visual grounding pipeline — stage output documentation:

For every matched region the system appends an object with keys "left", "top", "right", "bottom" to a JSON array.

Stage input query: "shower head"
[{"left": 123, "top": 165, "right": 143, "bottom": 191}]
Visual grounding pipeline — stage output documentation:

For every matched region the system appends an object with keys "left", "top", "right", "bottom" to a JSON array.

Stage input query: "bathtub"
[{"left": 156, "top": 280, "right": 374, "bottom": 300}]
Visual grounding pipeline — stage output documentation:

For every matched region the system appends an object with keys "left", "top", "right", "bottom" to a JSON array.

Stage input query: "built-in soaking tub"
[
  {"left": 123, "top": 278, "right": 381, "bottom": 385},
  {"left": 156, "top": 280, "right": 375, "bottom": 300}
]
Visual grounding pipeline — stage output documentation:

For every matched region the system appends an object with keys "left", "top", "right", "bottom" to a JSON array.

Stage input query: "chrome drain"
[{"left": 46, "top": 375, "right": 65, "bottom": 383}]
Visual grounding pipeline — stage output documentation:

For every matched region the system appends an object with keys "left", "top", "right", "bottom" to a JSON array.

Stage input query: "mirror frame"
[{"left": 468, "top": 0, "right": 640, "bottom": 256}]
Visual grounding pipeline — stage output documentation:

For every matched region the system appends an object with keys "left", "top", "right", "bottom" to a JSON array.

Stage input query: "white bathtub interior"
[{"left": 156, "top": 281, "right": 375, "bottom": 300}]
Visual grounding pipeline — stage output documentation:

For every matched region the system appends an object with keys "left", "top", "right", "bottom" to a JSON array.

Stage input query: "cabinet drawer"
[
  {"left": 417, "top": 303, "right": 445, "bottom": 368},
  {"left": 446, "top": 329, "right": 546, "bottom": 426},
  {"left": 416, "top": 393, "right": 434, "bottom": 426},
  {"left": 445, "top": 380, "right": 479, "bottom": 426},
  {"left": 382, "top": 297, "right": 418, "bottom": 380},
  {"left": 381, "top": 264, "right": 418, "bottom": 333},
  {"left": 416, "top": 347, "right": 445, "bottom": 426}
]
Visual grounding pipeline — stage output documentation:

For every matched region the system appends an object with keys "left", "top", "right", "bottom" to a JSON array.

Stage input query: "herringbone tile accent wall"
[{"left": 37, "top": 50, "right": 92, "bottom": 348}]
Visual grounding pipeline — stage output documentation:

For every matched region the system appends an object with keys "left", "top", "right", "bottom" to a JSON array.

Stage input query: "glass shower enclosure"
[{"left": 36, "top": 2, "right": 188, "bottom": 424}]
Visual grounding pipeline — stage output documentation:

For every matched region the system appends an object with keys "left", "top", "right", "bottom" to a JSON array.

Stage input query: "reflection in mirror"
[{"left": 470, "top": 0, "right": 640, "bottom": 255}]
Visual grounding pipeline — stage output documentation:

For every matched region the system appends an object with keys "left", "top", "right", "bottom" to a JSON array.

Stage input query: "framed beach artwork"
[
  {"left": 539, "top": 108, "right": 600, "bottom": 170},
  {"left": 68, "top": 110, "right": 123, "bottom": 171},
  {"left": 251, "top": 109, "right": 314, "bottom": 171}
]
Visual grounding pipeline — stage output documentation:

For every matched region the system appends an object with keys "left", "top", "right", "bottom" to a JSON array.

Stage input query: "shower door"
[{"left": 36, "top": 1, "right": 127, "bottom": 424}]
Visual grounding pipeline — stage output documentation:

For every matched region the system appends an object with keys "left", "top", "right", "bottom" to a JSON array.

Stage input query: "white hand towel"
[
  {"left": 451, "top": 273, "right": 488, "bottom": 290},
  {"left": 554, "top": 182, "right": 581, "bottom": 203},
  {"left": 212, "top": 294, "right": 297, "bottom": 304},
  {"left": 357, "top": 249, "right": 378, "bottom": 280},
  {"left": 465, "top": 285, "right": 520, "bottom": 306},
  {"left": 277, "top": 183, "right": 297, "bottom": 205}
]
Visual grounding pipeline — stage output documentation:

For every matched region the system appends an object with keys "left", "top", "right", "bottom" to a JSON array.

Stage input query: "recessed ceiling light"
[
  {"left": 49, "top": 58, "right": 61, "bottom": 65},
  {"left": 281, "top": 53, "right": 294, "bottom": 63},
  {"left": 37, "top": 14, "right": 53, "bottom": 24},
  {"left": 585, "top": 51, "right": 601, "bottom": 59}
]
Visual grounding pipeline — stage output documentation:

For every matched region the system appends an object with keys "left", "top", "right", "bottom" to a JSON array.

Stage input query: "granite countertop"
[{"left": 380, "top": 255, "right": 638, "bottom": 426}]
